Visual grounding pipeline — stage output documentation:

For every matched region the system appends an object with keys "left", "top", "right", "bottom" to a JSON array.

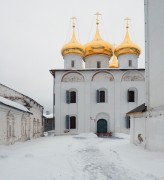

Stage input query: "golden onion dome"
[
  {"left": 115, "top": 18, "right": 141, "bottom": 57},
  {"left": 61, "top": 18, "right": 84, "bottom": 57},
  {"left": 109, "top": 54, "right": 119, "bottom": 68},
  {"left": 84, "top": 13, "right": 113, "bottom": 58}
]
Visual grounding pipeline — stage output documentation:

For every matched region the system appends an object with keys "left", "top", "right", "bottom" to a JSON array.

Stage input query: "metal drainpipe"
[
  {"left": 53, "top": 75, "right": 55, "bottom": 133},
  {"left": 144, "top": 0, "right": 148, "bottom": 149}
]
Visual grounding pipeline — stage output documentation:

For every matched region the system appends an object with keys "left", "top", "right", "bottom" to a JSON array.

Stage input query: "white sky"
[{"left": 0, "top": 0, "right": 145, "bottom": 112}]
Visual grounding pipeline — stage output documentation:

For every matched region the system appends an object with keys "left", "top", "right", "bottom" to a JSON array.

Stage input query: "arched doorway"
[{"left": 97, "top": 119, "right": 107, "bottom": 133}]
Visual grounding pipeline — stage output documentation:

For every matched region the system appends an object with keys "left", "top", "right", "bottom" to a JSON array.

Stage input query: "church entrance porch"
[{"left": 97, "top": 119, "right": 107, "bottom": 133}]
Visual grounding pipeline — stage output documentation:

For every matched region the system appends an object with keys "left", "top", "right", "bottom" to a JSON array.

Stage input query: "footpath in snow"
[{"left": 0, "top": 133, "right": 164, "bottom": 180}]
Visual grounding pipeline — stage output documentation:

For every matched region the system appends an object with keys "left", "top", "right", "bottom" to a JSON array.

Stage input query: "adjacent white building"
[
  {"left": 0, "top": 83, "right": 44, "bottom": 144},
  {"left": 51, "top": 16, "right": 145, "bottom": 135},
  {"left": 0, "top": 96, "right": 32, "bottom": 144},
  {"left": 129, "top": 0, "right": 164, "bottom": 152}
]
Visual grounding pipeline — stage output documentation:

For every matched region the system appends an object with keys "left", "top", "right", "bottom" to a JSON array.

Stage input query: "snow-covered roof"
[
  {"left": 0, "top": 83, "right": 43, "bottom": 108},
  {"left": 43, "top": 113, "right": 53, "bottom": 118},
  {"left": 0, "top": 96, "right": 31, "bottom": 114}
]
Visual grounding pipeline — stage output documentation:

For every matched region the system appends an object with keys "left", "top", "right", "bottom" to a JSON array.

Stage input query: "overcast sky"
[{"left": 0, "top": 0, "right": 144, "bottom": 113}]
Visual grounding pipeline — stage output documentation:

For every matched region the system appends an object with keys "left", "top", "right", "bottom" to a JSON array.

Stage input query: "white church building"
[{"left": 50, "top": 15, "right": 145, "bottom": 135}]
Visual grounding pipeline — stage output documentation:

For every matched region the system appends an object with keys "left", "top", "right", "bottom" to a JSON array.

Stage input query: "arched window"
[
  {"left": 65, "top": 115, "right": 76, "bottom": 129},
  {"left": 128, "top": 90, "right": 135, "bottom": 102},
  {"left": 21, "top": 118, "right": 26, "bottom": 136},
  {"left": 33, "top": 119, "right": 36, "bottom": 134},
  {"left": 70, "top": 91, "right": 76, "bottom": 103},
  {"left": 70, "top": 116, "right": 76, "bottom": 129},
  {"left": 7, "top": 113, "right": 14, "bottom": 137},
  {"left": 37, "top": 119, "right": 40, "bottom": 133},
  {"left": 127, "top": 87, "right": 138, "bottom": 103},
  {"left": 96, "top": 89, "right": 107, "bottom": 103},
  {"left": 9, "top": 125, "right": 12, "bottom": 137},
  {"left": 66, "top": 90, "right": 77, "bottom": 104},
  {"left": 99, "top": 91, "right": 105, "bottom": 102}
]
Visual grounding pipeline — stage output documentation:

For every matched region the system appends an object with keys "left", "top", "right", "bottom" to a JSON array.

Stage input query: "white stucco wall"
[
  {"left": 130, "top": 109, "right": 164, "bottom": 152},
  {"left": 130, "top": 115, "right": 146, "bottom": 148},
  {"left": 145, "top": 0, "right": 164, "bottom": 108},
  {"left": 127, "top": 0, "right": 164, "bottom": 152},
  {"left": 146, "top": 110, "right": 164, "bottom": 151},
  {"left": 0, "top": 84, "right": 43, "bottom": 139},
  {"left": 0, "top": 104, "right": 31, "bottom": 145},
  {"left": 85, "top": 55, "right": 110, "bottom": 68},
  {"left": 53, "top": 69, "right": 145, "bottom": 135},
  {"left": 63, "top": 54, "right": 84, "bottom": 69},
  {"left": 118, "top": 54, "right": 138, "bottom": 68}
]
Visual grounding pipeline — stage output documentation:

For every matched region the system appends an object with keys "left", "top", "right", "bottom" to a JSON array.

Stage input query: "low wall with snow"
[
  {"left": 130, "top": 109, "right": 164, "bottom": 152},
  {"left": 130, "top": 115, "right": 146, "bottom": 148}
]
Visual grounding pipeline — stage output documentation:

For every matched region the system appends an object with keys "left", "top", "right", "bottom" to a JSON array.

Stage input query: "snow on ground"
[{"left": 0, "top": 133, "right": 164, "bottom": 180}]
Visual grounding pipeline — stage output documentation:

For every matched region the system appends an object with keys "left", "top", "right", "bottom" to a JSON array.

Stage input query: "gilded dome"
[
  {"left": 61, "top": 23, "right": 84, "bottom": 57},
  {"left": 115, "top": 22, "right": 141, "bottom": 57},
  {"left": 84, "top": 23, "right": 113, "bottom": 58},
  {"left": 109, "top": 55, "right": 119, "bottom": 68}
]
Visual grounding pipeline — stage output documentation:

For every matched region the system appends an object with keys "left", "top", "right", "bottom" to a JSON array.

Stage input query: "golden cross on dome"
[
  {"left": 71, "top": 17, "right": 76, "bottom": 28},
  {"left": 125, "top": 17, "right": 131, "bottom": 29},
  {"left": 94, "top": 12, "right": 101, "bottom": 25}
]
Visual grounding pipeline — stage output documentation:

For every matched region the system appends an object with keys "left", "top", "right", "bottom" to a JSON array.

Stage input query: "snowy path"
[{"left": 0, "top": 134, "right": 164, "bottom": 180}]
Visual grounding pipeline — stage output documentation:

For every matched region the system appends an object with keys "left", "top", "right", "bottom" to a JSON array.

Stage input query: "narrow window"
[
  {"left": 97, "top": 61, "right": 101, "bottom": 68},
  {"left": 129, "top": 60, "right": 132, "bottom": 67},
  {"left": 70, "top": 116, "right": 76, "bottom": 129},
  {"left": 70, "top": 91, "right": 76, "bottom": 103},
  {"left": 71, "top": 61, "right": 75, "bottom": 67},
  {"left": 99, "top": 91, "right": 105, "bottom": 102},
  {"left": 128, "top": 90, "right": 135, "bottom": 102}
]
